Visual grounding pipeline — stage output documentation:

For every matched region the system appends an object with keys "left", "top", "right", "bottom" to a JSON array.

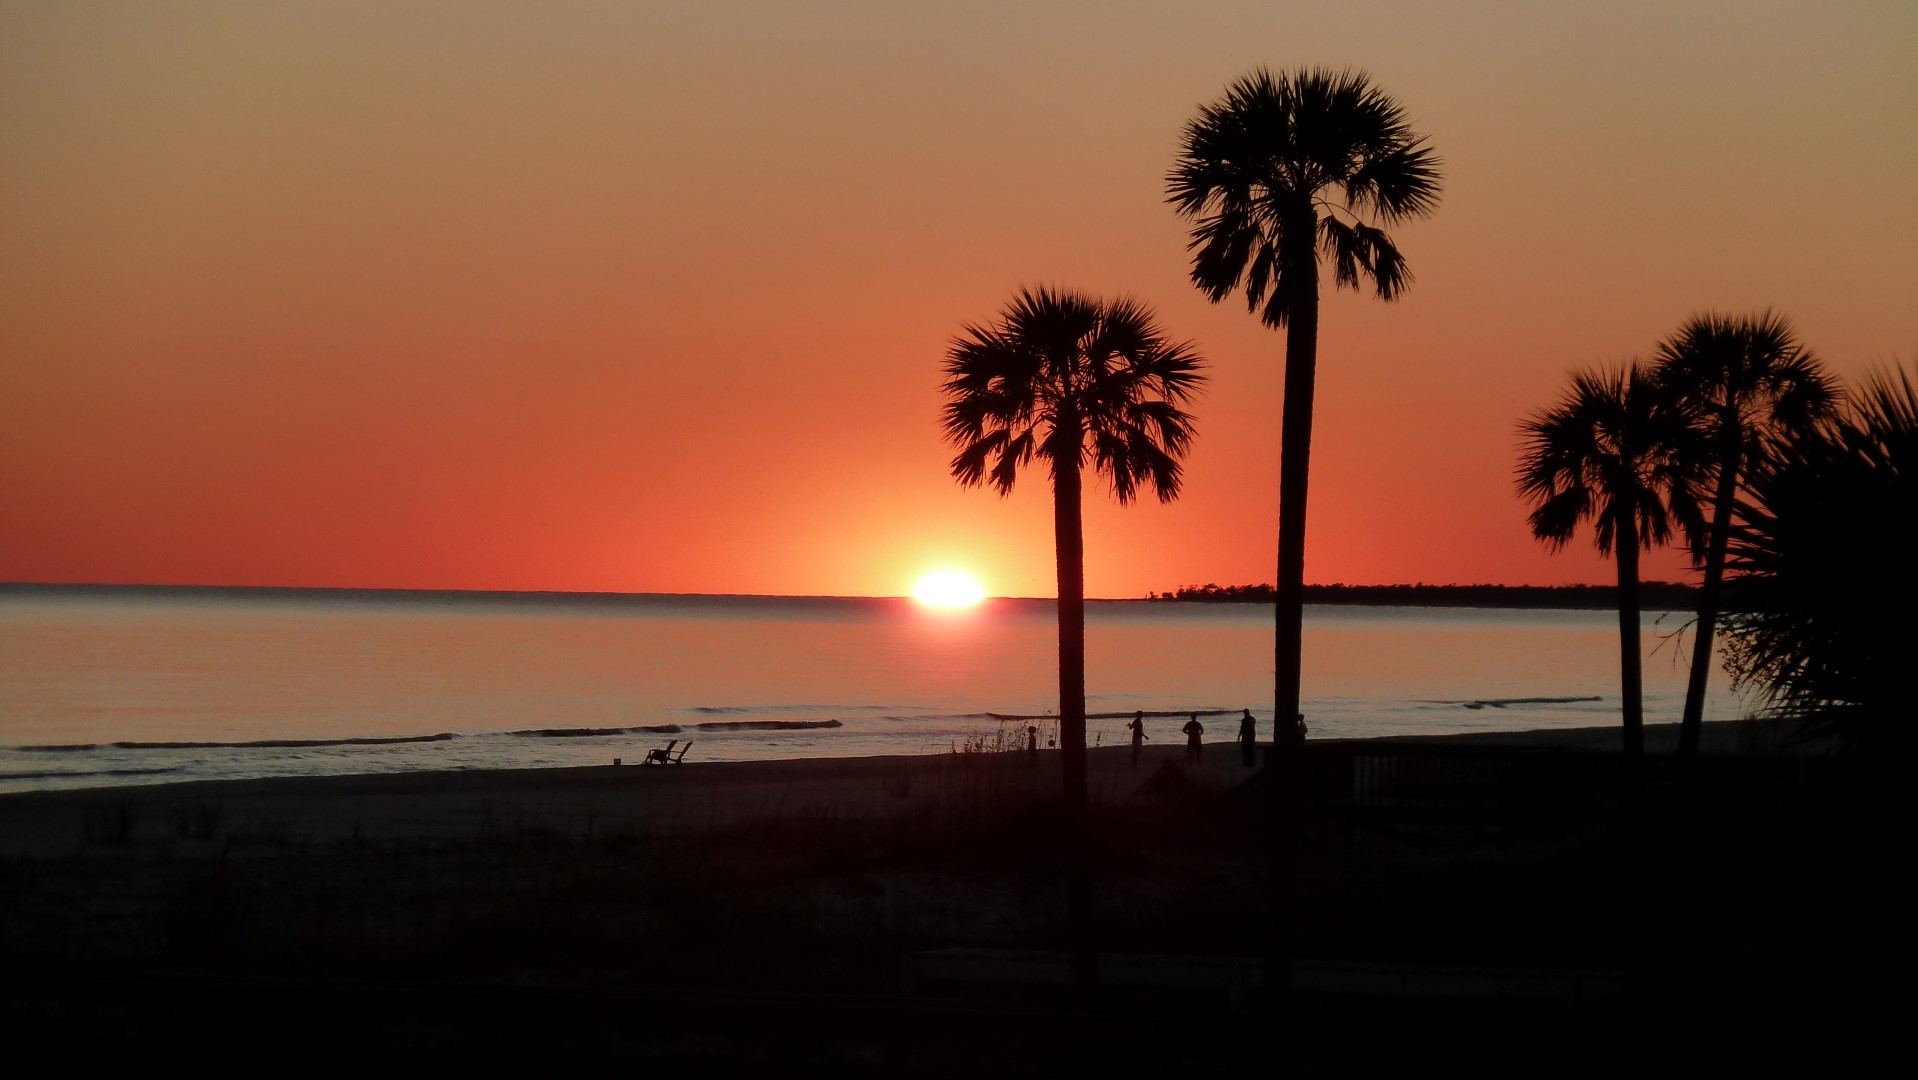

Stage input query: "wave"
[
  {"left": 983, "top": 709, "right": 1238, "bottom": 722},
  {"left": 19, "top": 733, "right": 459, "bottom": 752},
  {"left": 879, "top": 712, "right": 1000, "bottom": 723},
  {"left": 692, "top": 719, "right": 843, "bottom": 731},
  {"left": 504, "top": 719, "right": 846, "bottom": 735},
  {"left": 1422, "top": 696, "right": 1605, "bottom": 710},
  {"left": 0, "top": 766, "right": 184, "bottom": 782},
  {"left": 688, "top": 704, "right": 903, "bottom": 715},
  {"left": 508, "top": 725, "right": 684, "bottom": 738}
]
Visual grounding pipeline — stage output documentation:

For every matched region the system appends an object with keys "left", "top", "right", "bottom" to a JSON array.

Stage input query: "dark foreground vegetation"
[{"left": 0, "top": 729, "right": 1891, "bottom": 1075}]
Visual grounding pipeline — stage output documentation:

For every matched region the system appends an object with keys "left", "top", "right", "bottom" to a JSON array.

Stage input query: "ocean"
[{"left": 0, "top": 587, "right": 1746, "bottom": 794}]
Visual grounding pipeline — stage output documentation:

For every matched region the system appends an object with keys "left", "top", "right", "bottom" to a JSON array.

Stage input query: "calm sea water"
[{"left": 0, "top": 589, "right": 1744, "bottom": 794}]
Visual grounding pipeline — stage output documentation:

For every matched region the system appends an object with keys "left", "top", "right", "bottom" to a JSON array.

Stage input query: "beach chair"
[
  {"left": 664, "top": 741, "right": 692, "bottom": 764},
  {"left": 642, "top": 739, "right": 677, "bottom": 765}
]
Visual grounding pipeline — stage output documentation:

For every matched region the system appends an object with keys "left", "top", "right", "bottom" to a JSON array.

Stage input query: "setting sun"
[{"left": 912, "top": 570, "right": 985, "bottom": 608}]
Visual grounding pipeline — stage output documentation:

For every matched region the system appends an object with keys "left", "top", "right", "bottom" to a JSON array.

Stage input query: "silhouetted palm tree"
[
  {"left": 1652, "top": 312, "right": 1836, "bottom": 761},
  {"left": 1723, "top": 365, "right": 1914, "bottom": 755},
  {"left": 1166, "top": 67, "right": 1441, "bottom": 755},
  {"left": 1517, "top": 366, "right": 1704, "bottom": 767},
  {"left": 940, "top": 285, "right": 1205, "bottom": 987}
]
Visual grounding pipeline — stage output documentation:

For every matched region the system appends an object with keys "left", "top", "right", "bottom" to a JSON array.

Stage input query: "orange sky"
[{"left": 3, "top": 1, "right": 1913, "bottom": 598}]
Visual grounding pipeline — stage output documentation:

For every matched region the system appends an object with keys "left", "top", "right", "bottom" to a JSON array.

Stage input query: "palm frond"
[
  {"left": 1348, "top": 140, "right": 1444, "bottom": 222},
  {"left": 938, "top": 286, "right": 1208, "bottom": 506},
  {"left": 1525, "top": 487, "right": 1590, "bottom": 551},
  {"left": 948, "top": 429, "right": 1009, "bottom": 490},
  {"left": 1168, "top": 65, "right": 1442, "bottom": 324},
  {"left": 1515, "top": 363, "right": 1703, "bottom": 558},
  {"left": 1721, "top": 362, "right": 1916, "bottom": 751},
  {"left": 1653, "top": 310, "right": 1837, "bottom": 439}
]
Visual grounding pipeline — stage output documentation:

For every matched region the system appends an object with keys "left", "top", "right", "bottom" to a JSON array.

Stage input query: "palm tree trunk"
[
  {"left": 1051, "top": 449, "right": 1097, "bottom": 993},
  {"left": 1273, "top": 241, "right": 1320, "bottom": 753},
  {"left": 1679, "top": 430, "right": 1742, "bottom": 761},
  {"left": 1270, "top": 227, "right": 1319, "bottom": 1006},
  {"left": 1615, "top": 512, "right": 1645, "bottom": 777}
]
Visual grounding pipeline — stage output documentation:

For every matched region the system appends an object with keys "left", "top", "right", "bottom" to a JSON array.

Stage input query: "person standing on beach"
[
  {"left": 1127, "top": 711, "right": 1147, "bottom": 764},
  {"left": 1239, "top": 709, "right": 1257, "bottom": 767},
  {"left": 1183, "top": 713, "right": 1204, "bottom": 765}
]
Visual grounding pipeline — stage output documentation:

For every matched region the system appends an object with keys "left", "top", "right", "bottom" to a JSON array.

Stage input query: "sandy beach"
[
  {"left": 0, "top": 720, "right": 1787, "bottom": 856},
  {"left": 0, "top": 741, "right": 1239, "bottom": 855},
  {"left": 0, "top": 719, "right": 1877, "bottom": 1072}
]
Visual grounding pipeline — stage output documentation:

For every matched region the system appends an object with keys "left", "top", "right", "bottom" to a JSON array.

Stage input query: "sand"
[
  {"left": 0, "top": 742, "right": 1235, "bottom": 856},
  {"left": 0, "top": 718, "right": 1866, "bottom": 1072},
  {"left": 0, "top": 719, "right": 1787, "bottom": 857}
]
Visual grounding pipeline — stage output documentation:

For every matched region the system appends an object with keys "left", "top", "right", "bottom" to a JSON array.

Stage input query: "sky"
[{"left": 3, "top": 1, "right": 1913, "bottom": 599}]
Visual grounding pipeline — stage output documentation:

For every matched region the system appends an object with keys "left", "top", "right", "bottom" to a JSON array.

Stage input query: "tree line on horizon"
[{"left": 1145, "top": 581, "right": 1702, "bottom": 608}]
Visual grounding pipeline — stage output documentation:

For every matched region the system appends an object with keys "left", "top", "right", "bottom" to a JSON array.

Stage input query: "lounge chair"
[{"left": 643, "top": 740, "right": 692, "bottom": 765}]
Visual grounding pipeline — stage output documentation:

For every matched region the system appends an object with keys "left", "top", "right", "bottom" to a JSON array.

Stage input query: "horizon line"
[{"left": 0, "top": 579, "right": 1677, "bottom": 603}]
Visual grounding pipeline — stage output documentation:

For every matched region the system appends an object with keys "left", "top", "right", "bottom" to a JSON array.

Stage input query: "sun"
[{"left": 912, "top": 570, "right": 986, "bottom": 608}]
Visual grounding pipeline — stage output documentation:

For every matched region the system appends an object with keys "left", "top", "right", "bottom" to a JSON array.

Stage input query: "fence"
[{"left": 1286, "top": 741, "right": 1829, "bottom": 822}]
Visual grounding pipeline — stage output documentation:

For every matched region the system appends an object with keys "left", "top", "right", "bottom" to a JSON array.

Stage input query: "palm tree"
[
  {"left": 1651, "top": 312, "right": 1836, "bottom": 761},
  {"left": 940, "top": 285, "right": 1205, "bottom": 988},
  {"left": 1517, "top": 365, "right": 1704, "bottom": 767},
  {"left": 1723, "top": 365, "right": 1914, "bottom": 755},
  {"left": 1166, "top": 67, "right": 1441, "bottom": 756}
]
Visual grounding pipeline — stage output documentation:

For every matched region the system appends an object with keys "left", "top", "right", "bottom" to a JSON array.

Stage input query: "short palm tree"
[
  {"left": 1651, "top": 312, "right": 1836, "bottom": 760},
  {"left": 1166, "top": 67, "right": 1441, "bottom": 754},
  {"left": 1517, "top": 365, "right": 1705, "bottom": 766},
  {"left": 1723, "top": 365, "right": 1914, "bottom": 755},
  {"left": 940, "top": 285, "right": 1205, "bottom": 985}
]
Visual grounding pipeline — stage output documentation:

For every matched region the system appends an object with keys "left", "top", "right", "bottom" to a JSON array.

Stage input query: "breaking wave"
[
  {"left": 508, "top": 725, "right": 684, "bottom": 738},
  {"left": 688, "top": 704, "right": 902, "bottom": 715},
  {"left": 0, "top": 766, "right": 183, "bottom": 782},
  {"left": 693, "top": 719, "right": 843, "bottom": 731},
  {"left": 22, "top": 733, "right": 459, "bottom": 752},
  {"left": 1422, "top": 696, "right": 1604, "bottom": 710}
]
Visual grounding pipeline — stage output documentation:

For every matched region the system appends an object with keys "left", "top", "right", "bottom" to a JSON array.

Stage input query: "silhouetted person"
[
  {"left": 1239, "top": 708, "right": 1256, "bottom": 767},
  {"left": 1291, "top": 712, "right": 1308, "bottom": 749},
  {"left": 1127, "top": 711, "right": 1147, "bottom": 764},
  {"left": 1183, "top": 713, "right": 1203, "bottom": 764},
  {"left": 1027, "top": 725, "right": 1038, "bottom": 755}
]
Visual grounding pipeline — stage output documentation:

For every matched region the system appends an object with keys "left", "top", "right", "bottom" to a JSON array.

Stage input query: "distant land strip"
[{"left": 1150, "top": 582, "right": 1700, "bottom": 610}]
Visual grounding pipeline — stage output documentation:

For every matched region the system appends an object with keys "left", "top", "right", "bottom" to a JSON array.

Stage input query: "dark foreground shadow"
[{"left": 0, "top": 741, "right": 1892, "bottom": 1074}]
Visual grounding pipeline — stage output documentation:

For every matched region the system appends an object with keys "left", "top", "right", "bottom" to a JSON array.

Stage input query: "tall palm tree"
[
  {"left": 1517, "top": 365, "right": 1704, "bottom": 767},
  {"left": 1166, "top": 67, "right": 1441, "bottom": 756},
  {"left": 940, "top": 285, "right": 1205, "bottom": 988},
  {"left": 1651, "top": 312, "right": 1835, "bottom": 761}
]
